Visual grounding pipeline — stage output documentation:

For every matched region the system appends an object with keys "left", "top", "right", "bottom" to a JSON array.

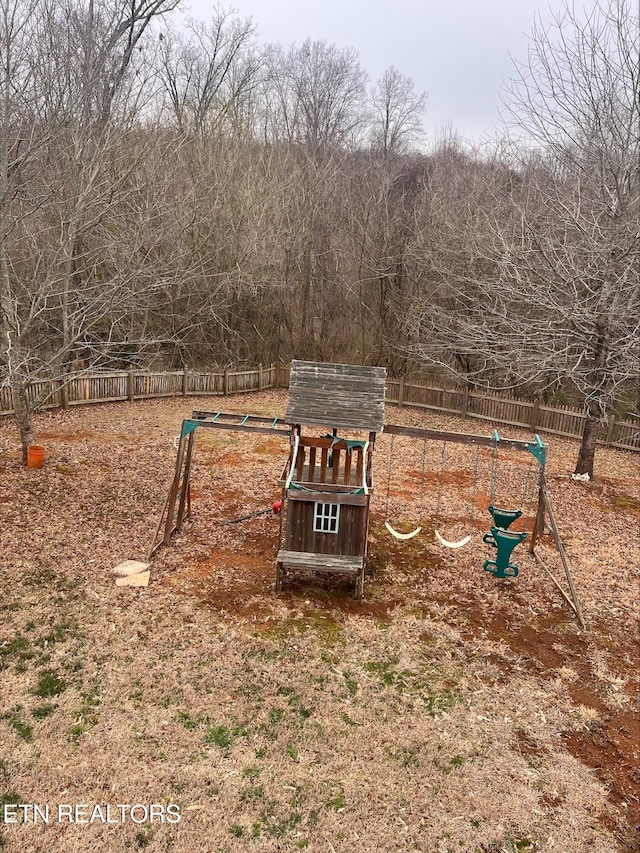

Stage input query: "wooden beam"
[
  {"left": 175, "top": 430, "right": 195, "bottom": 531},
  {"left": 530, "top": 482, "right": 546, "bottom": 550},
  {"left": 187, "top": 421, "right": 290, "bottom": 437},
  {"left": 383, "top": 422, "right": 536, "bottom": 453},
  {"left": 296, "top": 444, "right": 305, "bottom": 480},
  {"left": 279, "top": 478, "right": 367, "bottom": 494},
  {"left": 320, "top": 447, "right": 328, "bottom": 483},
  {"left": 163, "top": 435, "right": 185, "bottom": 544},
  {"left": 308, "top": 446, "right": 317, "bottom": 482},
  {"left": 147, "top": 492, "right": 170, "bottom": 561},
  {"left": 298, "top": 436, "right": 353, "bottom": 448},
  {"left": 531, "top": 549, "right": 580, "bottom": 619},
  {"left": 276, "top": 549, "right": 364, "bottom": 576},
  {"left": 343, "top": 447, "right": 352, "bottom": 484},
  {"left": 541, "top": 487, "right": 586, "bottom": 629},
  {"left": 286, "top": 489, "right": 368, "bottom": 506}
]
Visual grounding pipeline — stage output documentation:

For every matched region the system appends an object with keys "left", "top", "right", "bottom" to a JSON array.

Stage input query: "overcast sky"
[{"left": 180, "top": 0, "right": 575, "bottom": 144}]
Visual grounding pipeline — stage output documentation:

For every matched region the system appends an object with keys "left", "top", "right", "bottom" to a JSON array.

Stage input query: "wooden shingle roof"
[{"left": 286, "top": 360, "right": 386, "bottom": 432}]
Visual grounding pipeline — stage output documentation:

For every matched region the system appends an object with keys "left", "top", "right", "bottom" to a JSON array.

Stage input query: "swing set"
[
  {"left": 383, "top": 426, "right": 531, "bottom": 549},
  {"left": 143, "top": 360, "right": 584, "bottom": 625},
  {"left": 381, "top": 423, "right": 585, "bottom": 627},
  {"left": 383, "top": 435, "right": 478, "bottom": 547}
]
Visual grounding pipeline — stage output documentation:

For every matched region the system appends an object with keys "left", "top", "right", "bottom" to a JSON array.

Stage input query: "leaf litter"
[{"left": 0, "top": 391, "right": 638, "bottom": 852}]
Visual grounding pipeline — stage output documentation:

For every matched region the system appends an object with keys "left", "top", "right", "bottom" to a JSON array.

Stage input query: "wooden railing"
[
  {"left": 1, "top": 363, "right": 638, "bottom": 452},
  {"left": 293, "top": 437, "right": 368, "bottom": 488}
]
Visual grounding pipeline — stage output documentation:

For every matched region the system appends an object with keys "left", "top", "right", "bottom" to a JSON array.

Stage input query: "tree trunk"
[
  {"left": 2, "top": 248, "right": 35, "bottom": 463},
  {"left": 574, "top": 402, "right": 601, "bottom": 478},
  {"left": 11, "top": 378, "right": 34, "bottom": 465}
]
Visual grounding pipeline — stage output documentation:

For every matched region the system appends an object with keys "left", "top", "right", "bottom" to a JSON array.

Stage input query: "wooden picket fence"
[
  {"left": 1, "top": 363, "right": 638, "bottom": 452},
  {"left": 0, "top": 365, "right": 276, "bottom": 416}
]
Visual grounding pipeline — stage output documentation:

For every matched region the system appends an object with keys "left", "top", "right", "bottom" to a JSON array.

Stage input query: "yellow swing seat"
[
  {"left": 384, "top": 521, "right": 422, "bottom": 540},
  {"left": 434, "top": 529, "right": 472, "bottom": 549}
]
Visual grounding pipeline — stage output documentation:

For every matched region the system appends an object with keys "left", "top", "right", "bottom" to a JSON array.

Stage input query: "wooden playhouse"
[{"left": 275, "top": 360, "right": 387, "bottom": 597}]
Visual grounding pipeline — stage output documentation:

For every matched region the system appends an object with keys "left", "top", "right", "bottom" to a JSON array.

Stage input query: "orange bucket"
[{"left": 26, "top": 445, "right": 45, "bottom": 469}]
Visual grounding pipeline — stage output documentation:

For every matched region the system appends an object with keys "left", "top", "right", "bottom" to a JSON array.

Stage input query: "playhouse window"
[{"left": 313, "top": 502, "right": 340, "bottom": 534}]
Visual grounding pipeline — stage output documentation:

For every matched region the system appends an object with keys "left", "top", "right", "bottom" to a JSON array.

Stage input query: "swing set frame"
[{"left": 382, "top": 422, "right": 585, "bottom": 628}]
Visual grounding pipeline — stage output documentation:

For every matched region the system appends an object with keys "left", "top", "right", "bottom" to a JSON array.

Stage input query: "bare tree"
[
  {"left": 0, "top": 0, "right": 43, "bottom": 456},
  {"left": 409, "top": 0, "right": 639, "bottom": 478},
  {"left": 270, "top": 39, "right": 368, "bottom": 153},
  {"left": 369, "top": 66, "right": 426, "bottom": 156},
  {"left": 503, "top": 0, "right": 639, "bottom": 477},
  {"left": 158, "top": 7, "right": 258, "bottom": 136},
  {"left": 1, "top": 0, "right": 181, "bottom": 462}
]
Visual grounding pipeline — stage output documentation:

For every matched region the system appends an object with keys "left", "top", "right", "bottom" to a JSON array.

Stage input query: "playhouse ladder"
[{"left": 148, "top": 431, "right": 195, "bottom": 559}]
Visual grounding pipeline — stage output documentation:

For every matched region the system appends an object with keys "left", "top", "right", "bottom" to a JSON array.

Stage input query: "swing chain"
[
  {"left": 469, "top": 445, "right": 479, "bottom": 528},
  {"left": 434, "top": 441, "right": 447, "bottom": 528},
  {"left": 417, "top": 438, "right": 427, "bottom": 522},
  {"left": 384, "top": 434, "right": 395, "bottom": 520},
  {"left": 490, "top": 441, "right": 498, "bottom": 506},
  {"left": 521, "top": 457, "right": 538, "bottom": 515}
]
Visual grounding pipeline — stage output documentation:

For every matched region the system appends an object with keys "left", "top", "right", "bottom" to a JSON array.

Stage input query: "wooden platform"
[{"left": 275, "top": 550, "right": 365, "bottom": 598}]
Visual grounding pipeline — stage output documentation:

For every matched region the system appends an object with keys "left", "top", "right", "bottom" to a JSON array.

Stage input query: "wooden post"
[
  {"left": 605, "top": 414, "right": 616, "bottom": 446},
  {"left": 182, "top": 367, "right": 188, "bottom": 397},
  {"left": 530, "top": 482, "right": 546, "bottom": 552},
  {"left": 175, "top": 431, "right": 195, "bottom": 531},
  {"left": 258, "top": 363, "right": 263, "bottom": 392},
  {"left": 223, "top": 368, "right": 229, "bottom": 396},
  {"left": 398, "top": 377, "right": 404, "bottom": 407},
  {"left": 127, "top": 371, "right": 134, "bottom": 402},
  {"left": 164, "top": 436, "right": 186, "bottom": 545},
  {"left": 59, "top": 379, "right": 68, "bottom": 410},
  {"left": 541, "top": 486, "right": 585, "bottom": 629},
  {"left": 530, "top": 398, "right": 540, "bottom": 431},
  {"left": 461, "top": 386, "right": 469, "bottom": 418}
]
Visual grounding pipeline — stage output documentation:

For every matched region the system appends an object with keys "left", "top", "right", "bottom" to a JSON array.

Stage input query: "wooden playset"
[
  {"left": 275, "top": 361, "right": 386, "bottom": 599},
  {"left": 146, "top": 359, "right": 584, "bottom": 626}
]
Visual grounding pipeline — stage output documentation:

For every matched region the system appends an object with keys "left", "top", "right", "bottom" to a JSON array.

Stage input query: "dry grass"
[{"left": 0, "top": 391, "right": 638, "bottom": 853}]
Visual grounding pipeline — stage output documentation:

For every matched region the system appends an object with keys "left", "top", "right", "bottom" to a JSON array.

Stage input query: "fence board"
[
  {"left": 536, "top": 405, "right": 586, "bottom": 439},
  {"left": 187, "top": 371, "right": 224, "bottom": 395},
  {"left": 608, "top": 419, "right": 640, "bottom": 450},
  {"left": 132, "top": 371, "right": 183, "bottom": 399}
]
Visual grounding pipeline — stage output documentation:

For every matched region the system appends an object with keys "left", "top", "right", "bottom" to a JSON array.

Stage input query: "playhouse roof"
[{"left": 286, "top": 360, "right": 386, "bottom": 432}]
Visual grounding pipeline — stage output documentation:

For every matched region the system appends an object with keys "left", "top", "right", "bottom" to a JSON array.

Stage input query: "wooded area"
[{"left": 1, "top": 0, "right": 638, "bottom": 475}]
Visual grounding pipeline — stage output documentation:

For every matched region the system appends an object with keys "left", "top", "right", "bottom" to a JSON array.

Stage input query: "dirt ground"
[{"left": 1, "top": 390, "right": 638, "bottom": 853}]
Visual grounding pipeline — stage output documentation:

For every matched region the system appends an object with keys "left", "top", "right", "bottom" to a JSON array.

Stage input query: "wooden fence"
[
  {"left": 1, "top": 363, "right": 638, "bottom": 452},
  {"left": 0, "top": 365, "right": 277, "bottom": 417},
  {"left": 385, "top": 377, "right": 639, "bottom": 452}
]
